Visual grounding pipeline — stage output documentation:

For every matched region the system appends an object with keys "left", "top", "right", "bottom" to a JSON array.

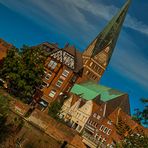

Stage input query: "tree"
[
  {"left": 133, "top": 98, "right": 148, "bottom": 125},
  {"left": 0, "top": 45, "right": 46, "bottom": 102},
  {"left": 117, "top": 133, "right": 148, "bottom": 148},
  {"left": 48, "top": 94, "right": 68, "bottom": 119},
  {"left": 48, "top": 101, "right": 62, "bottom": 119},
  {"left": 116, "top": 98, "right": 148, "bottom": 147},
  {"left": 0, "top": 94, "right": 11, "bottom": 143}
]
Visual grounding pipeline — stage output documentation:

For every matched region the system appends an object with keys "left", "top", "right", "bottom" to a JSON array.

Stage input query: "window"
[
  {"left": 38, "top": 98, "right": 49, "bottom": 111},
  {"left": 45, "top": 73, "right": 51, "bottom": 80},
  {"left": 107, "top": 129, "right": 112, "bottom": 135},
  {"left": 105, "top": 47, "right": 110, "bottom": 53},
  {"left": 49, "top": 90, "right": 56, "bottom": 98},
  {"left": 82, "top": 116, "right": 87, "bottom": 122},
  {"left": 97, "top": 66, "right": 100, "bottom": 72},
  {"left": 95, "top": 133, "right": 99, "bottom": 139},
  {"left": 97, "top": 115, "right": 101, "bottom": 120},
  {"left": 41, "top": 81, "right": 49, "bottom": 88},
  {"left": 93, "top": 122, "right": 97, "bottom": 127},
  {"left": 107, "top": 120, "right": 112, "bottom": 125},
  {"left": 83, "top": 117, "right": 87, "bottom": 122},
  {"left": 78, "top": 113, "right": 81, "bottom": 118},
  {"left": 44, "top": 70, "right": 47, "bottom": 75},
  {"left": 56, "top": 79, "right": 63, "bottom": 87},
  {"left": 71, "top": 75, "right": 77, "bottom": 83},
  {"left": 39, "top": 99, "right": 48, "bottom": 108},
  {"left": 90, "top": 62, "right": 93, "bottom": 66},
  {"left": 77, "top": 125, "right": 82, "bottom": 131},
  {"left": 99, "top": 125, "right": 104, "bottom": 131},
  {"left": 102, "top": 138, "right": 106, "bottom": 143},
  {"left": 66, "top": 86, "right": 72, "bottom": 92},
  {"left": 76, "top": 113, "right": 79, "bottom": 118},
  {"left": 89, "top": 120, "right": 92, "bottom": 125},
  {"left": 76, "top": 113, "right": 80, "bottom": 118},
  {"left": 103, "top": 127, "right": 108, "bottom": 133},
  {"left": 98, "top": 135, "right": 102, "bottom": 141},
  {"left": 87, "top": 119, "right": 90, "bottom": 124},
  {"left": 91, "top": 63, "right": 95, "bottom": 69},
  {"left": 48, "top": 60, "right": 57, "bottom": 70},
  {"left": 85, "top": 71, "right": 89, "bottom": 75},
  {"left": 95, "top": 123, "right": 98, "bottom": 127},
  {"left": 62, "top": 70, "right": 69, "bottom": 77},
  {"left": 93, "top": 113, "right": 97, "bottom": 118}
]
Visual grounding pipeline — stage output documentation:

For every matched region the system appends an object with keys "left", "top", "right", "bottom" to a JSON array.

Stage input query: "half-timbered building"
[{"left": 36, "top": 43, "right": 83, "bottom": 111}]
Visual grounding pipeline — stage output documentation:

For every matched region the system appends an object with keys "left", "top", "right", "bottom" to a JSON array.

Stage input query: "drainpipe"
[{"left": 103, "top": 103, "right": 106, "bottom": 117}]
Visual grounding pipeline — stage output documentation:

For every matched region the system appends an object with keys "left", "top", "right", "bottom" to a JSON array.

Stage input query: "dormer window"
[
  {"left": 97, "top": 115, "right": 101, "bottom": 120},
  {"left": 107, "top": 120, "right": 112, "bottom": 125},
  {"left": 93, "top": 113, "right": 97, "bottom": 118},
  {"left": 105, "top": 47, "right": 110, "bottom": 53}
]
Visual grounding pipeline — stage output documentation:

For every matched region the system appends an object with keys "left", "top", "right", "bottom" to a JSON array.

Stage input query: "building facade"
[
  {"left": 35, "top": 43, "right": 83, "bottom": 111},
  {"left": 59, "top": 81, "right": 130, "bottom": 134},
  {"left": 82, "top": 107, "right": 147, "bottom": 148},
  {"left": 60, "top": 94, "right": 93, "bottom": 133}
]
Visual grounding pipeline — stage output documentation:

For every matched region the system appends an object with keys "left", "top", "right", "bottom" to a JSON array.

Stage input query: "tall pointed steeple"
[{"left": 81, "top": 0, "right": 131, "bottom": 83}]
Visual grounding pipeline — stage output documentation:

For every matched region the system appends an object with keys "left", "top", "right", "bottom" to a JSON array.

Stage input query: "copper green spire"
[{"left": 84, "top": 0, "right": 131, "bottom": 64}]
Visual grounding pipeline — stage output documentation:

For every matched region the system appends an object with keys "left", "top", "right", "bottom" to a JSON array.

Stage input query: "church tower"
[{"left": 81, "top": 0, "right": 131, "bottom": 83}]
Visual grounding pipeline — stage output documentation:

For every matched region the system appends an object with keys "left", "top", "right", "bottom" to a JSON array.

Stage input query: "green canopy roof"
[{"left": 70, "top": 81, "right": 125, "bottom": 102}]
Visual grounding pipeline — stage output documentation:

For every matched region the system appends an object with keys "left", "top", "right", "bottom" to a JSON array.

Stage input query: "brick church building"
[{"left": 34, "top": 0, "right": 131, "bottom": 111}]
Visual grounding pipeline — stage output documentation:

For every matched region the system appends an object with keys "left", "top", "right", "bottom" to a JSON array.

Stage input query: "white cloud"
[
  {"left": 110, "top": 31, "right": 148, "bottom": 89},
  {"left": 125, "top": 15, "right": 148, "bottom": 36},
  {"left": 0, "top": 0, "right": 147, "bottom": 89},
  {"left": 1, "top": 0, "right": 148, "bottom": 36}
]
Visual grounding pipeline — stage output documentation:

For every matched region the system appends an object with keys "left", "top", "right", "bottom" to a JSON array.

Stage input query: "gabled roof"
[
  {"left": 49, "top": 44, "right": 83, "bottom": 73},
  {"left": 63, "top": 44, "right": 83, "bottom": 73},
  {"left": 70, "top": 81, "right": 125, "bottom": 102},
  {"left": 40, "top": 42, "right": 60, "bottom": 53},
  {"left": 108, "top": 108, "right": 147, "bottom": 135},
  {"left": 64, "top": 44, "right": 76, "bottom": 56},
  {"left": 92, "top": 101, "right": 102, "bottom": 114},
  {"left": 71, "top": 94, "right": 80, "bottom": 106}
]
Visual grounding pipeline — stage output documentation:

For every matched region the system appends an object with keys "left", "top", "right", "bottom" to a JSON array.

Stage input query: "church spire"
[
  {"left": 83, "top": 0, "right": 131, "bottom": 64},
  {"left": 80, "top": 0, "right": 131, "bottom": 83}
]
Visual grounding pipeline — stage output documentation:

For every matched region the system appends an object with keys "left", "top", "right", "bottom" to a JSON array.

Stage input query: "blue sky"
[{"left": 0, "top": 0, "right": 147, "bottom": 115}]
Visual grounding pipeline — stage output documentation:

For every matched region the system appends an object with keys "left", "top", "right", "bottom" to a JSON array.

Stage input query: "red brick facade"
[
  {"left": 82, "top": 107, "right": 147, "bottom": 147},
  {"left": 35, "top": 43, "right": 83, "bottom": 111}
]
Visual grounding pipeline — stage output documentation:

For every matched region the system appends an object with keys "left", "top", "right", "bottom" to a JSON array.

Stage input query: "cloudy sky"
[{"left": 0, "top": 0, "right": 147, "bottom": 114}]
